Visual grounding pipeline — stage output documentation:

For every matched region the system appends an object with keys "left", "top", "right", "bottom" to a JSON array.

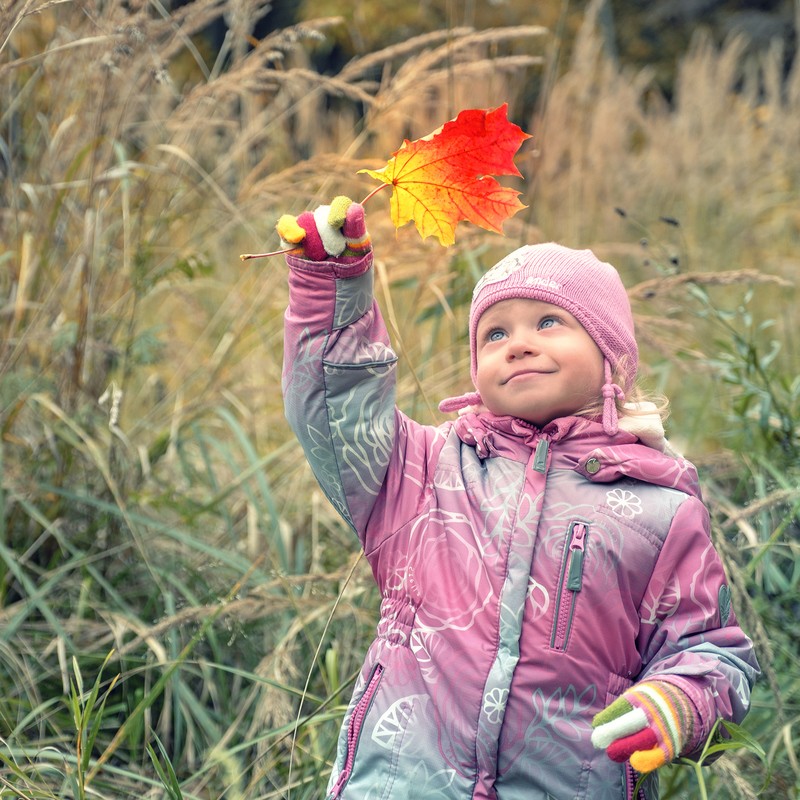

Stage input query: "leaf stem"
[
  {"left": 360, "top": 182, "right": 390, "bottom": 206},
  {"left": 240, "top": 248, "right": 292, "bottom": 261}
]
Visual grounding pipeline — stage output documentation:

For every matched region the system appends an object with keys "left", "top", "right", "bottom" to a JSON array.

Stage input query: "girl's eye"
[
  {"left": 487, "top": 329, "right": 506, "bottom": 342},
  {"left": 539, "top": 316, "right": 559, "bottom": 330}
]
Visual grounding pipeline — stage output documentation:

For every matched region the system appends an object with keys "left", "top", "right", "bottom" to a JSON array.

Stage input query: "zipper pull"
[
  {"left": 566, "top": 523, "right": 587, "bottom": 591},
  {"left": 533, "top": 438, "right": 549, "bottom": 473}
]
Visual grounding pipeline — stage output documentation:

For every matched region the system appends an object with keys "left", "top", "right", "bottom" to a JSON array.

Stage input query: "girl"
[{"left": 278, "top": 198, "right": 759, "bottom": 800}]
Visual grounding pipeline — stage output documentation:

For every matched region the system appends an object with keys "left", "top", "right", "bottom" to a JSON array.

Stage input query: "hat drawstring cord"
[{"left": 602, "top": 360, "right": 625, "bottom": 436}]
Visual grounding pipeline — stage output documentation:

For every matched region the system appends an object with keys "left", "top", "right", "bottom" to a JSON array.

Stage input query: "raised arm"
[{"left": 281, "top": 200, "right": 399, "bottom": 540}]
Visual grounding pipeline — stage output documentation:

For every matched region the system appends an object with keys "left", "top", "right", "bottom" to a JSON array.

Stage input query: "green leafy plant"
[
  {"left": 686, "top": 283, "right": 799, "bottom": 467},
  {"left": 635, "top": 720, "right": 770, "bottom": 800},
  {"left": 68, "top": 651, "right": 120, "bottom": 800},
  {"left": 148, "top": 732, "right": 185, "bottom": 800}
]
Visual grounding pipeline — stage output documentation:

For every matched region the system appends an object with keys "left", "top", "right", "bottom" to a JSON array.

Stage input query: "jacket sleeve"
[
  {"left": 283, "top": 251, "right": 426, "bottom": 546},
  {"left": 635, "top": 495, "right": 760, "bottom": 754}
]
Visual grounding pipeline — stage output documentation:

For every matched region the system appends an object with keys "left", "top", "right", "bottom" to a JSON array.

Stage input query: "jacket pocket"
[
  {"left": 550, "top": 521, "right": 588, "bottom": 652},
  {"left": 330, "top": 662, "right": 385, "bottom": 799}
]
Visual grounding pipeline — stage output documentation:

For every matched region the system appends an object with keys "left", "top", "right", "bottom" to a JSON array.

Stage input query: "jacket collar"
[{"left": 452, "top": 412, "right": 701, "bottom": 496}]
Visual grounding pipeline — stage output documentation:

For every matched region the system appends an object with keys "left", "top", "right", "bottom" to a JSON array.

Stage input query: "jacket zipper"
[
  {"left": 550, "top": 522, "right": 587, "bottom": 651},
  {"left": 627, "top": 763, "right": 647, "bottom": 800},
  {"left": 330, "top": 663, "right": 384, "bottom": 798}
]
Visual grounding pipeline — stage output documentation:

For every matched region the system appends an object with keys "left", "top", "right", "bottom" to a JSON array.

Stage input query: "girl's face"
[{"left": 475, "top": 298, "right": 605, "bottom": 427}]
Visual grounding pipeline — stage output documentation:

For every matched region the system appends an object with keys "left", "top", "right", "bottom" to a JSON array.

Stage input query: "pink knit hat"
[{"left": 439, "top": 243, "right": 638, "bottom": 434}]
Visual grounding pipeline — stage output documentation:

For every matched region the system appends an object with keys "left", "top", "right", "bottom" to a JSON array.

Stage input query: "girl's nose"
[{"left": 506, "top": 334, "right": 538, "bottom": 359}]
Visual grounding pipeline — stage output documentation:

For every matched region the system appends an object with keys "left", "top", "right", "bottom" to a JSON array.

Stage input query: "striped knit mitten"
[
  {"left": 277, "top": 196, "right": 371, "bottom": 262},
  {"left": 591, "top": 681, "right": 698, "bottom": 773}
]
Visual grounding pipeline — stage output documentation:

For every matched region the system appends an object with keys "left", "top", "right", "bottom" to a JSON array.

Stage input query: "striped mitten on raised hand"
[
  {"left": 277, "top": 196, "right": 371, "bottom": 262},
  {"left": 591, "top": 680, "right": 699, "bottom": 773}
]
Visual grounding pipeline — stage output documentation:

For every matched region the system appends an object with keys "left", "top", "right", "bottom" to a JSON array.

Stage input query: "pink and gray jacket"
[{"left": 281, "top": 252, "right": 759, "bottom": 800}]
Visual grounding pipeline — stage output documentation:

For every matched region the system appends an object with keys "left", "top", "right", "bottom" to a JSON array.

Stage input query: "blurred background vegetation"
[{"left": 1, "top": 0, "right": 798, "bottom": 797}]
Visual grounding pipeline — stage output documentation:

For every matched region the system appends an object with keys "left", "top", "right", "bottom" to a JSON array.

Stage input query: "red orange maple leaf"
[{"left": 359, "top": 104, "right": 531, "bottom": 246}]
